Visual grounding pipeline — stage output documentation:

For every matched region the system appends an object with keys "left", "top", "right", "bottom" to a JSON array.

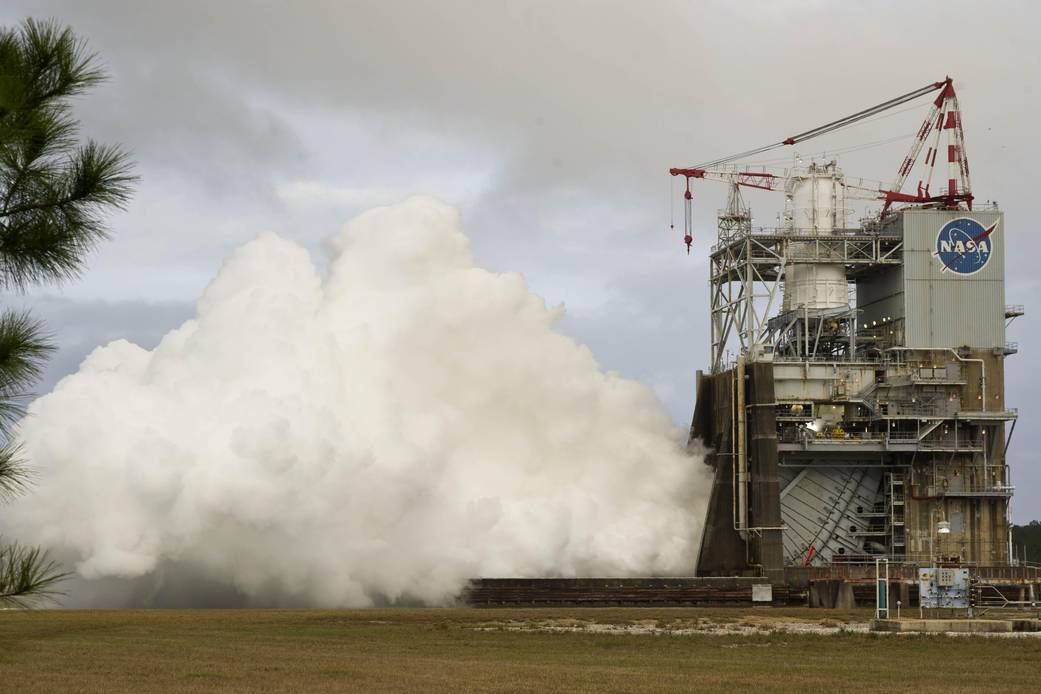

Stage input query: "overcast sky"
[{"left": 2, "top": 0, "right": 1039, "bottom": 522}]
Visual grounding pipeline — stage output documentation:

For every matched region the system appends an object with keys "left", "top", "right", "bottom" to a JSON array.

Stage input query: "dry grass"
[{"left": 1, "top": 607, "right": 1039, "bottom": 693}]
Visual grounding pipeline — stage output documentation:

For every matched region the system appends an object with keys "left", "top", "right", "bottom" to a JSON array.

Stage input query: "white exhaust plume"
[{"left": 7, "top": 197, "right": 708, "bottom": 607}]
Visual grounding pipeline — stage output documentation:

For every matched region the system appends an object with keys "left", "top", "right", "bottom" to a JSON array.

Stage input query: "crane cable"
[
  {"left": 743, "top": 133, "right": 914, "bottom": 168},
  {"left": 687, "top": 80, "right": 947, "bottom": 170}
]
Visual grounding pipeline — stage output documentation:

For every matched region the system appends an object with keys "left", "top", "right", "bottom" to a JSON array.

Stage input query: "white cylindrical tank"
[
  {"left": 782, "top": 264, "right": 848, "bottom": 310},
  {"left": 791, "top": 167, "right": 846, "bottom": 232},
  {"left": 782, "top": 162, "right": 849, "bottom": 312}
]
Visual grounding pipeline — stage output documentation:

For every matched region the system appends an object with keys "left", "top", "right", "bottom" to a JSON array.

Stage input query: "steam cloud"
[{"left": 7, "top": 197, "right": 707, "bottom": 607}]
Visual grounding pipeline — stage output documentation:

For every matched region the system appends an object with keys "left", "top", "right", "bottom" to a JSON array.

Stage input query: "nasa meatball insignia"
[{"left": 933, "top": 217, "right": 998, "bottom": 275}]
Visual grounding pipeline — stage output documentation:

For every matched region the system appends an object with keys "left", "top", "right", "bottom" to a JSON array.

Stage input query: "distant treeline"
[{"left": 1012, "top": 522, "right": 1041, "bottom": 564}]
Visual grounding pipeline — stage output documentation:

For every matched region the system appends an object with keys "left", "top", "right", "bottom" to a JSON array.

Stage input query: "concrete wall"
[
  {"left": 691, "top": 365, "right": 783, "bottom": 577},
  {"left": 690, "top": 369, "right": 750, "bottom": 576}
]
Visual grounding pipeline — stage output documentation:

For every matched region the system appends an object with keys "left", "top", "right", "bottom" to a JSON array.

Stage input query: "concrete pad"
[
  {"left": 1011, "top": 619, "right": 1041, "bottom": 632},
  {"left": 872, "top": 619, "right": 1014, "bottom": 633}
]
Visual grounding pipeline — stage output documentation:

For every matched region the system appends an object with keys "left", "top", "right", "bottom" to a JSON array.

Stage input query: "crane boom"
[
  {"left": 669, "top": 77, "right": 973, "bottom": 251},
  {"left": 686, "top": 79, "right": 948, "bottom": 170},
  {"left": 668, "top": 168, "right": 780, "bottom": 192}
]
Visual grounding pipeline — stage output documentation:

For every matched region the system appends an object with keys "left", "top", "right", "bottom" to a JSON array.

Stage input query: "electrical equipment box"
[{"left": 919, "top": 567, "right": 971, "bottom": 609}]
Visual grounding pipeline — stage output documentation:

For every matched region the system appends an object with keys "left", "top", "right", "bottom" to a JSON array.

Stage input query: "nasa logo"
[{"left": 932, "top": 217, "right": 998, "bottom": 275}]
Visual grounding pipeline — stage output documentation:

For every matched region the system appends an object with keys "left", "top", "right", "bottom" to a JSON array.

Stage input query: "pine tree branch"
[
  {"left": 0, "top": 441, "right": 30, "bottom": 501},
  {"left": 0, "top": 115, "right": 80, "bottom": 213},
  {"left": 0, "top": 310, "right": 53, "bottom": 430},
  {"left": 12, "top": 19, "right": 104, "bottom": 110},
  {"left": 0, "top": 17, "right": 135, "bottom": 610},
  {"left": 0, "top": 542, "right": 69, "bottom": 607},
  {"left": 0, "top": 141, "right": 136, "bottom": 289}
]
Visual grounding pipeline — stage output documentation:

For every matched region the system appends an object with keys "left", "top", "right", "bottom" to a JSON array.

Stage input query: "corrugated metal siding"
[
  {"left": 899, "top": 209, "right": 1005, "bottom": 348},
  {"left": 856, "top": 266, "right": 903, "bottom": 326}
]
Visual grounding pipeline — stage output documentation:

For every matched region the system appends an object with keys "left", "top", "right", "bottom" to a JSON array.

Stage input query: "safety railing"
[
  {"left": 711, "top": 225, "right": 901, "bottom": 252},
  {"left": 918, "top": 483, "right": 1015, "bottom": 498}
]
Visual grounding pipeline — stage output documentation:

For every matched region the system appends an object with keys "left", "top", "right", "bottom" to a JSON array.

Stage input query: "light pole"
[
  {"left": 921, "top": 509, "right": 952, "bottom": 618},
  {"left": 927, "top": 506, "right": 951, "bottom": 564},
  {"left": 936, "top": 518, "right": 951, "bottom": 562}
]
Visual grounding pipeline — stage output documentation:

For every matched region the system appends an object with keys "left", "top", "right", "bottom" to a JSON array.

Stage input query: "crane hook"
[{"left": 683, "top": 178, "right": 693, "bottom": 254}]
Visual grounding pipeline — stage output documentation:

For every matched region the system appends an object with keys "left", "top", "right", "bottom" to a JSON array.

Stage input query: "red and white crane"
[{"left": 669, "top": 77, "right": 972, "bottom": 253}]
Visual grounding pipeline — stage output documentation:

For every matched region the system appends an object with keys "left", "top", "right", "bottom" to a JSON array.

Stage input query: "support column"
[{"left": 748, "top": 361, "right": 784, "bottom": 579}]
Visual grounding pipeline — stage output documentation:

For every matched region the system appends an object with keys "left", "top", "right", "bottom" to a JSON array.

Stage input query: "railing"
[
  {"left": 885, "top": 432, "right": 919, "bottom": 441},
  {"left": 974, "top": 583, "right": 1041, "bottom": 615},
  {"left": 879, "top": 401, "right": 954, "bottom": 417},
  {"left": 778, "top": 429, "right": 886, "bottom": 444},
  {"left": 742, "top": 225, "right": 900, "bottom": 239},
  {"left": 897, "top": 402, "right": 944, "bottom": 416},
  {"left": 856, "top": 331, "right": 901, "bottom": 349},
  {"left": 773, "top": 355, "right": 885, "bottom": 365},
  {"left": 778, "top": 428, "right": 985, "bottom": 450},
  {"left": 712, "top": 224, "right": 901, "bottom": 251},
  {"left": 909, "top": 370, "right": 963, "bottom": 384},
  {"left": 886, "top": 431, "right": 984, "bottom": 450},
  {"left": 917, "top": 439, "right": 984, "bottom": 451},
  {"left": 1011, "top": 560, "right": 1041, "bottom": 569},
  {"left": 919, "top": 483, "right": 1015, "bottom": 498},
  {"left": 956, "top": 407, "right": 1018, "bottom": 419}
]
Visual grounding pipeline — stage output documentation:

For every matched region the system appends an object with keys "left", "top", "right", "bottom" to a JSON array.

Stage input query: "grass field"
[{"left": 2, "top": 607, "right": 1040, "bottom": 693}]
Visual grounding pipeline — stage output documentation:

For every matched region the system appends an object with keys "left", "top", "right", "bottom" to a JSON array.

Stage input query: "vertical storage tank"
[{"left": 782, "top": 162, "right": 849, "bottom": 311}]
